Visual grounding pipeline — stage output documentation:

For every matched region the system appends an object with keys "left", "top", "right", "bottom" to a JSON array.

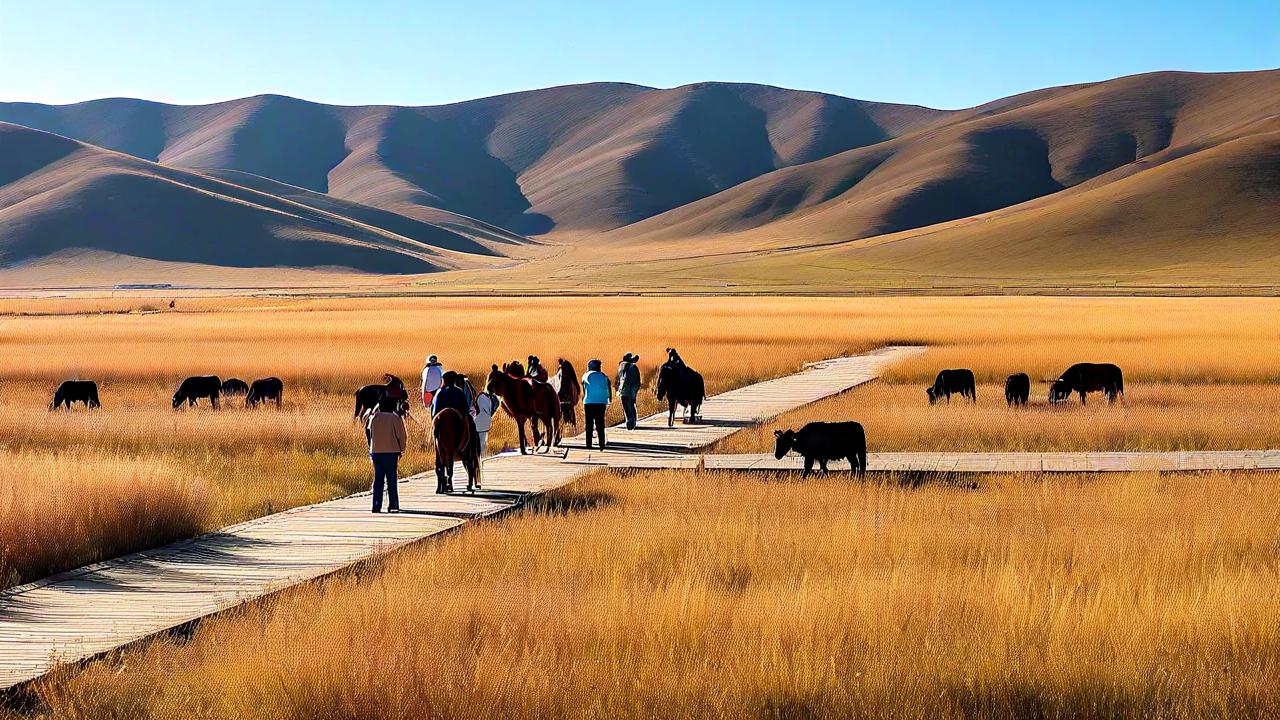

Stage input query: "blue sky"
[{"left": 1, "top": 0, "right": 1275, "bottom": 109}]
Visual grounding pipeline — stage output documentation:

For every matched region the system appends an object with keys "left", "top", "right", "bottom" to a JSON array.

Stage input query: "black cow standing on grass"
[
  {"left": 926, "top": 369, "right": 976, "bottom": 404},
  {"left": 246, "top": 377, "right": 284, "bottom": 408},
  {"left": 173, "top": 376, "right": 221, "bottom": 409},
  {"left": 1050, "top": 363, "right": 1124, "bottom": 404},
  {"left": 220, "top": 378, "right": 250, "bottom": 395},
  {"left": 1004, "top": 373, "right": 1030, "bottom": 406},
  {"left": 774, "top": 421, "right": 867, "bottom": 477},
  {"left": 50, "top": 380, "right": 100, "bottom": 410}
]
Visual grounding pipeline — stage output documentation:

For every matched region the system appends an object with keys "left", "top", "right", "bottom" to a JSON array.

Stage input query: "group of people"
[
  {"left": 579, "top": 352, "right": 643, "bottom": 449},
  {"left": 363, "top": 349, "right": 668, "bottom": 512},
  {"left": 364, "top": 355, "right": 499, "bottom": 513}
]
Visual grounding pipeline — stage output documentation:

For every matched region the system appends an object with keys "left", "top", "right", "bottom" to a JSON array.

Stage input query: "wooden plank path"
[
  {"left": 572, "top": 450, "right": 1280, "bottom": 473},
  {"left": 561, "top": 346, "right": 924, "bottom": 454},
  {"left": 0, "top": 345, "right": 922, "bottom": 689}
]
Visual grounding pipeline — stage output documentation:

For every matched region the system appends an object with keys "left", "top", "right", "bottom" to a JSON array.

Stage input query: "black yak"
[
  {"left": 246, "top": 377, "right": 284, "bottom": 408},
  {"left": 173, "top": 376, "right": 221, "bottom": 409},
  {"left": 926, "top": 369, "right": 976, "bottom": 404},
  {"left": 1049, "top": 363, "right": 1124, "bottom": 404},
  {"left": 51, "top": 380, "right": 100, "bottom": 410},
  {"left": 1004, "top": 373, "right": 1030, "bottom": 406},
  {"left": 774, "top": 421, "right": 867, "bottom": 477}
]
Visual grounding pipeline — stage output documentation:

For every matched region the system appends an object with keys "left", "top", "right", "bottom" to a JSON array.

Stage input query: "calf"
[
  {"left": 774, "top": 421, "right": 867, "bottom": 477},
  {"left": 246, "top": 377, "right": 284, "bottom": 408},
  {"left": 173, "top": 375, "right": 221, "bottom": 409},
  {"left": 926, "top": 369, "right": 976, "bottom": 404},
  {"left": 1004, "top": 372, "right": 1030, "bottom": 406},
  {"left": 220, "top": 378, "right": 250, "bottom": 395},
  {"left": 51, "top": 380, "right": 100, "bottom": 410}
]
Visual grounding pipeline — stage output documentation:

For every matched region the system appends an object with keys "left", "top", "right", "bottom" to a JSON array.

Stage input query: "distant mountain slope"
[
  {"left": 0, "top": 83, "right": 948, "bottom": 234},
  {"left": 0, "top": 123, "right": 518, "bottom": 273},
  {"left": 606, "top": 70, "right": 1280, "bottom": 252}
]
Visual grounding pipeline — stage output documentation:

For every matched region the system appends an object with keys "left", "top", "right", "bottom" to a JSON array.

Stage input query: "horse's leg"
[
  {"left": 668, "top": 399, "right": 675, "bottom": 428},
  {"left": 517, "top": 417, "right": 529, "bottom": 455}
]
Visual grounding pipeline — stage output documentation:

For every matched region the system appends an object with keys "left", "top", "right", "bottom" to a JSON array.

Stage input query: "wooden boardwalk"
[
  {"left": 573, "top": 450, "right": 1280, "bottom": 473},
  {"left": 0, "top": 346, "right": 921, "bottom": 689}
]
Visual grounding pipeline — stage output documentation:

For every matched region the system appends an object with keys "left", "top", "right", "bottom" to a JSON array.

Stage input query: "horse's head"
[
  {"left": 486, "top": 364, "right": 506, "bottom": 396},
  {"left": 1048, "top": 379, "right": 1071, "bottom": 404},
  {"left": 774, "top": 429, "right": 796, "bottom": 460}
]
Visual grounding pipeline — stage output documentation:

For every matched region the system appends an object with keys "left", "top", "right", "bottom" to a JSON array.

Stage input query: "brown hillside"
[
  {"left": 605, "top": 70, "right": 1280, "bottom": 256},
  {"left": 0, "top": 124, "right": 514, "bottom": 274},
  {"left": 0, "top": 84, "right": 946, "bottom": 234}
]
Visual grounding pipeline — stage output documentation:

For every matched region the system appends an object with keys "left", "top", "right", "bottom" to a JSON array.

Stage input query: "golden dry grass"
[
  {"left": 718, "top": 382, "right": 1280, "bottom": 453},
  {"left": 2, "top": 295, "right": 1278, "bottom": 585},
  {"left": 0, "top": 448, "right": 208, "bottom": 585},
  {"left": 28, "top": 468, "right": 1280, "bottom": 719}
]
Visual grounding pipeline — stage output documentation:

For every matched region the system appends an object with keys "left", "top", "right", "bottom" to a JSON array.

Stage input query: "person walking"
[
  {"left": 581, "top": 358, "right": 612, "bottom": 450},
  {"left": 617, "top": 353, "right": 641, "bottom": 430},
  {"left": 367, "top": 397, "right": 407, "bottom": 513},
  {"left": 421, "top": 355, "right": 443, "bottom": 410},
  {"left": 472, "top": 387, "right": 498, "bottom": 457}
]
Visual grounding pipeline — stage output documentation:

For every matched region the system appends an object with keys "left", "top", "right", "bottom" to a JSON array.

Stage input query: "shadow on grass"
[{"left": 522, "top": 487, "right": 619, "bottom": 517}]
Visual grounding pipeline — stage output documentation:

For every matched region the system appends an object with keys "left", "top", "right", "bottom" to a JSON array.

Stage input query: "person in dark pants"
[
  {"left": 581, "top": 358, "right": 612, "bottom": 449},
  {"left": 366, "top": 397, "right": 407, "bottom": 513},
  {"left": 617, "top": 352, "right": 641, "bottom": 430}
]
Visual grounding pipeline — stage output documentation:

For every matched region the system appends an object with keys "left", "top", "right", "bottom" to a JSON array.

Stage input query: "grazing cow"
[
  {"left": 926, "top": 369, "right": 976, "bottom": 404},
  {"left": 1049, "top": 363, "right": 1124, "bottom": 404},
  {"left": 173, "top": 375, "right": 221, "bottom": 409},
  {"left": 220, "top": 378, "right": 250, "bottom": 395},
  {"left": 1004, "top": 373, "right": 1031, "bottom": 406},
  {"left": 50, "top": 380, "right": 100, "bottom": 410},
  {"left": 774, "top": 421, "right": 867, "bottom": 477},
  {"left": 246, "top": 377, "right": 284, "bottom": 408}
]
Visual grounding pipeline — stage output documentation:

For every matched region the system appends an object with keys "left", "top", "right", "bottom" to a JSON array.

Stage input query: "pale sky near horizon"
[{"left": 1, "top": 0, "right": 1276, "bottom": 109}]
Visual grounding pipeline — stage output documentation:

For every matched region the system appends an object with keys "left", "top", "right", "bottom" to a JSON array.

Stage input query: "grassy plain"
[
  {"left": 2, "top": 295, "right": 1278, "bottom": 584},
  {"left": 27, "top": 468, "right": 1280, "bottom": 719}
]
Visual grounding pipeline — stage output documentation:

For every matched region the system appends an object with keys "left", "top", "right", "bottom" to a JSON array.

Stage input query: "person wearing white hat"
[{"left": 421, "top": 355, "right": 443, "bottom": 410}]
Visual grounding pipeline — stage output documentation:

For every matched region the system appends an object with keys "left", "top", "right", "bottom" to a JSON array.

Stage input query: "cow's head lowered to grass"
[{"left": 773, "top": 429, "right": 797, "bottom": 459}]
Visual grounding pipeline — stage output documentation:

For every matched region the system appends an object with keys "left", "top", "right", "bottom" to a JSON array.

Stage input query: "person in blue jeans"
[
  {"left": 581, "top": 358, "right": 613, "bottom": 449},
  {"left": 366, "top": 397, "right": 407, "bottom": 513},
  {"left": 616, "top": 352, "right": 641, "bottom": 430}
]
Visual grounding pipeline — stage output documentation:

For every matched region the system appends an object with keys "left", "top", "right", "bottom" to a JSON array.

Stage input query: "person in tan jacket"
[{"left": 366, "top": 397, "right": 407, "bottom": 513}]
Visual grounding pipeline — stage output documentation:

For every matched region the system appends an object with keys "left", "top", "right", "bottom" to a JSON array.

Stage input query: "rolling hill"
[
  {"left": 1, "top": 70, "right": 1278, "bottom": 291},
  {"left": 0, "top": 123, "right": 525, "bottom": 275},
  {"left": 0, "top": 84, "right": 946, "bottom": 235}
]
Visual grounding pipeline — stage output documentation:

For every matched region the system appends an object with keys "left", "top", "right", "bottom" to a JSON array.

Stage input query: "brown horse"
[
  {"left": 433, "top": 407, "right": 481, "bottom": 493},
  {"left": 486, "top": 362, "right": 561, "bottom": 454},
  {"left": 553, "top": 358, "right": 582, "bottom": 426}
]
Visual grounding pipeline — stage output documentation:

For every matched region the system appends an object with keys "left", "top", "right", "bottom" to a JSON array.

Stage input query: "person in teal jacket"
[{"left": 581, "top": 358, "right": 613, "bottom": 449}]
